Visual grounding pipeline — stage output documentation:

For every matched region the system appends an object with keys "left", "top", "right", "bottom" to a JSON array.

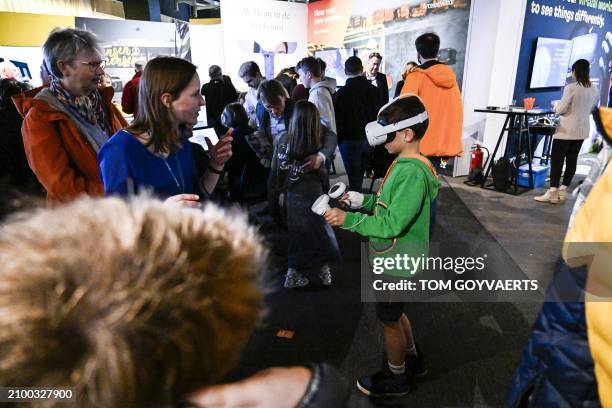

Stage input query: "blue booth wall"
[{"left": 513, "top": 0, "right": 611, "bottom": 110}]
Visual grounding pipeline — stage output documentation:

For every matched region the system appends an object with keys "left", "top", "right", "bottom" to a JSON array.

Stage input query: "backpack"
[{"left": 492, "top": 157, "right": 512, "bottom": 191}]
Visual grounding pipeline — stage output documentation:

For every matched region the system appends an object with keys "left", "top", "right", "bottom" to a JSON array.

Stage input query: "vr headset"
[{"left": 365, "top": 94, "right": 429, "bottom": 147}]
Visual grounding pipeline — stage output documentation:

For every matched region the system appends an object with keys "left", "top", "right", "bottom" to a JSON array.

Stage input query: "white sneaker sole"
[
  {"left": 355, "top": 380, "right": 411, "bottom": 398},
  {"left": 534, "top": 197, "right": 560, "bottom": 203}
]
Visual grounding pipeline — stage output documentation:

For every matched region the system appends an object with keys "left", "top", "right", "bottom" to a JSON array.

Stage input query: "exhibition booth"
[
  {"left": 1, "top": 0, "right": 610, "bottom": 181},
  {"left": 1, "top": 1, "right": 612, "bottom": 406}
]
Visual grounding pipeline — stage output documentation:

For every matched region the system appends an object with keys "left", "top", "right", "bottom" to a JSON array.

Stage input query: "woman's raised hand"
[{"left": 207, "top": 129, "right": 233, "bottom": 167}]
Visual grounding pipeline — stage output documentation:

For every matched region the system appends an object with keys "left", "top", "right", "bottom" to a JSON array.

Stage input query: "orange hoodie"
[
  {"left": 401, "top": 63, "right": 463, "bottom": 157},
  {"left": 13, "top": 86, "right": 127, "bottom": 205}
]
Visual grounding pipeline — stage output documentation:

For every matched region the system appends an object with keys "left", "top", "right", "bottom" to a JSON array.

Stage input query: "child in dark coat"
[{"left": 269, "top": 100, "right": 340, "bottom": 288}]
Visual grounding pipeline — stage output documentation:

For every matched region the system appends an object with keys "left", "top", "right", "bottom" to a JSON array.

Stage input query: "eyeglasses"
[
  {"left": 368, "top": 52, "right": 382, "bottom": 60},
  {"left": 77, "top": 60, "right": 106, "bottom": 72}
]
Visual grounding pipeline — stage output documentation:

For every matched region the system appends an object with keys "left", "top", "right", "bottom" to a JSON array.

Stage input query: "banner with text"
[
  {"left": 513, "top": 0, "right": 611, "bottom": 110},
  {"left": 221, "top": 0, "right": 308, "bottom": 89}
]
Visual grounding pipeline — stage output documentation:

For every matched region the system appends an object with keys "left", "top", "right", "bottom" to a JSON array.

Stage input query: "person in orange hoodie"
[
  {"left": 401, "top": 32, "right": 463, "bottom": 171},
  {"left": 12, "top": 28, "right": 126, "bottom": 205}
]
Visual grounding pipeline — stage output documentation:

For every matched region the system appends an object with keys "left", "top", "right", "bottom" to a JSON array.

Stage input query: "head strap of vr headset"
[
  {"left": 375, "top": 94, "right": 428, "bottom": 134},
  {"left": 377, "top": 111, "right": 429, "bottom": 134}
]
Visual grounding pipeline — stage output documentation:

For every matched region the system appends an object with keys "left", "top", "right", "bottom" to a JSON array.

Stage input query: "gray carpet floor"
[{"left": 236, "top": 158, "right": 579, "bottom": 407}]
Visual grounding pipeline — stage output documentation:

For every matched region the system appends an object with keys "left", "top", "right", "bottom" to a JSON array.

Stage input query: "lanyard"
[{"left": 161, "top": 154, "right": 185, "bottom": 193}]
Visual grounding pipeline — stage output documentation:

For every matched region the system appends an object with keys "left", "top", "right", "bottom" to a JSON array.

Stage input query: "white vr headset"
[{"left": 365, "top": 94, "right": 429, "bottom": 147}]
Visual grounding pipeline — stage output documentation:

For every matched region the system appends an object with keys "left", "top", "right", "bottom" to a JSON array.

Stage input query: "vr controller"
[{"left": 311, "top": 182, "right": 365, "bottom": 216}]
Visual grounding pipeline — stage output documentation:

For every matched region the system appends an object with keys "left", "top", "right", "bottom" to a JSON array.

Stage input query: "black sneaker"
[
  {"left": 406, "top": 343, "right": 428, "bottom": 378},
  {"left": 356, "top": 368, "right": 412, "bottom": 397},
  {"left": 380, "top": 343, "right": 428, "bottom": 378}
]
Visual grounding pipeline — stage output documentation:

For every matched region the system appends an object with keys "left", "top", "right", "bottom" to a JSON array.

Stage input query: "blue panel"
[{"left": 513, "top": 1, "right": 611, "bottom": 109}]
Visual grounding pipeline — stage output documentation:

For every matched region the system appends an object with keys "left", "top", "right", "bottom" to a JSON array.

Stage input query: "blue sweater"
[{"left": 99, "top": 130, "right": 198, "bottom": 199}]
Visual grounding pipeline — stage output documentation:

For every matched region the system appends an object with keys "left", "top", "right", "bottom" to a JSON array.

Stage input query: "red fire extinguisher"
[{"left": 470, "top": 144, "right": 489, "bottom": 172}]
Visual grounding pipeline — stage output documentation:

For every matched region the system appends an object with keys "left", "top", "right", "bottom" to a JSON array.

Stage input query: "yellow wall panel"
[{"left": 0, "top": 12, "right": 74, "bottom": 46}]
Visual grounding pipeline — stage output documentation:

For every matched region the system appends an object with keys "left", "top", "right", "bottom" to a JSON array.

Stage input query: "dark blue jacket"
[{"left": 506, "top": 258, "right": 599, "bottom": 407}]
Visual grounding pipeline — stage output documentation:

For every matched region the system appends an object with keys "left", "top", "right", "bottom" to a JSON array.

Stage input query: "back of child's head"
[
  {"left": 0, "top": 195, "right": 265, "bottom": 407},
  {"left": 378, "top": 94, "right": 429, "bottom": 140},
  {"left": 221, "top": 102, "right": 249, "bottom": 129},
  {"left": 287, "top": 100, "right": 321, "bottom": 160}
]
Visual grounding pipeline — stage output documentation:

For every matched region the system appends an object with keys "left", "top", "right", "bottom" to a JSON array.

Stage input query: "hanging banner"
[
  {"left": 308, "top": 0, "right": 353, "bottom": 49},
  {"left": 307, "top": 0, "right": 471, "bottom": 98},
  {"left": 221, "top": 0, "right": 308, "bottom": 89}
]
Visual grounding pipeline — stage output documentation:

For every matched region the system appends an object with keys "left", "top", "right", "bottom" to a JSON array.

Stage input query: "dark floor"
[{"left": 229, "top": 156, "right": 580, "bottom": 407}]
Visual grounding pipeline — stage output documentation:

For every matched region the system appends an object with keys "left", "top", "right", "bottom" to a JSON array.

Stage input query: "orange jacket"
[
  {"left": 13, "top": 86, "right": 127, "bottom": 204},
  {"left": 401, "top": 63, "right": 463, "bottom": 157}
]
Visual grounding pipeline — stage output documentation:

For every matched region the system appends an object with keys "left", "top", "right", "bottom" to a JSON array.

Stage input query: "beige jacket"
[{"left": 553, "top": 82, "right": 598, "bottom": 140}]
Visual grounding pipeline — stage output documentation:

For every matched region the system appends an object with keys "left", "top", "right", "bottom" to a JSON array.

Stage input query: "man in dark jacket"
[
  {"left": 334, "top": 56, "right": 381, "bottom": 191},
  {"left": 201, "top": 65, "right": 238, "bottom": 127},
  {"left": 121, "top": 60, "right": 143, "bottom": 115},
  {"left": 364, "top": 52, "right": 394, "bottom": 183},
  {"left": 366, "top": 52, "right": 389, "bottom": 105}
]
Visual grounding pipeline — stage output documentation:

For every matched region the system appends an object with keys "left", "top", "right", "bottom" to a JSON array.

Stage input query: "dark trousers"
[
  {"left": 549, "top": 139, "right": 583, "bottom": 188},
  {"left": 339, "top": 139, "right": 371, "bottom": 192},
  {"left": 426, "top": 157, "right": 444, "bottom": 239}
]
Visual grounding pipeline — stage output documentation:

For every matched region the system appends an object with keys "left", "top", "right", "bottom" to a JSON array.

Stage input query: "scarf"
[{"left": 49, "top": 76, "right": 108, "bottom": 133}]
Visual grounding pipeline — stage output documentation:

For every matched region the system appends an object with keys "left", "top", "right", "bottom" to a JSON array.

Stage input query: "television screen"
[
  {"left": 529, "top": 37, "right": 572, "bottom": 89},
  {"left": 314, "top": 48, "right": 354, "bottom": 87}
]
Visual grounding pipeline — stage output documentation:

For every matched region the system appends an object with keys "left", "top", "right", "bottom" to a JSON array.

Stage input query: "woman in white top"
[{"left": 535, "top": 59, "right": 599, "bottom": 204}]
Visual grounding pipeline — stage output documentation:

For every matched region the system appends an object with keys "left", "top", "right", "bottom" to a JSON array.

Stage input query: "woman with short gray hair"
[{"left": 13, "top": 28, "right": 126, "bottom": 204}]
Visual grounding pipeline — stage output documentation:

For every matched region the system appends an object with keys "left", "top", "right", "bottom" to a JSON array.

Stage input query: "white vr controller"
[{"left": 311, "top": 182, "right": 365, "bottom": 216}]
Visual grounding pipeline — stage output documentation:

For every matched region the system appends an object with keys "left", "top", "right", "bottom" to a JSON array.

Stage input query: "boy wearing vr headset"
[{"left": 325, "top": 94, "right": 440, "bottom": 397}]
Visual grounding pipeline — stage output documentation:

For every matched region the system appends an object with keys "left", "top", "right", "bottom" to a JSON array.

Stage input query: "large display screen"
[
  {"left": 529, "top": 37, "right": 572, "bottom": 89},
  {"left": 314, "top": 48, "right": 354, "bottom": 87}
]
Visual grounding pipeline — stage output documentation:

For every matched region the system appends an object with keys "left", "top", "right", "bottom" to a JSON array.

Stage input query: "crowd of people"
[{"left": 0, "top": 25, "right": 609, "bottom": 407}]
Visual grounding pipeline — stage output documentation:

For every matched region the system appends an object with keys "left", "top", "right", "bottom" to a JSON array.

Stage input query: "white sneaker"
[
  {"left": 534, "top": 189, "right": 560, "bottom": 204},
  {"left": 319, "top": 264, "right": 332, "bottom": 286},
  {"left": 558, "top": 186, "right": 567, "bottom": 202}
]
